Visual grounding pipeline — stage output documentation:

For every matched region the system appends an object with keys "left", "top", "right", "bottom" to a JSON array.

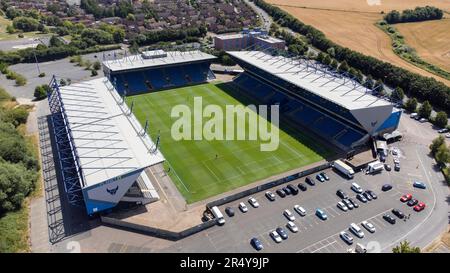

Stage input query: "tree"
[
  {"left": 435, "top": 144, "right": 450, "bottom": 166},
  {"left": 418, "top": 100, "right": 432, "bottom": 119},
  {"left": 0, "top": 161, "right": 35, "bottom": 213},
  {"left": 93, "top": 61, "right": 101, "bottom": 71},
  {"left": 327, "top": 47, "right": 335, "bottom": 57},
  {"left": 338, "top": 60, "right": 349, "bottom": 73},
  {"left": 15, "top": 74, "right": 26, "bottom": 86},
  {"left": 330, "top": 59, "right": 338, "bottom": 69},
  {"left": 6, "top": 25, "right": 15, "bottom": 34},
  {"left": 392, "top": 241, "right": 420, "bottom": 253},
  {"left": 390, "top": 87, "right": 405, "bottom": 102},
  {"left": 12, "top": 17, "right": 40, "bottom": 32},
  {"left": 126, "top": 13, "right": 136, "bottom": 21},
  {"left": 405, "top": 98, "right": 418, "bottom": 112},
  {"left": 434, "top": 111, "right": 448, "bottom": 128},
  {"left": 322, "top": 54, "right": 331, "bottom": 65},
  {"left": 34, "top": 85, "right": 47, "bottom": 100},
  {"left": 91, "top": 69, "right": 98, "bottom": 77},
  {"left": 430, "top": 135, "right": 445, "bottom": 155}
]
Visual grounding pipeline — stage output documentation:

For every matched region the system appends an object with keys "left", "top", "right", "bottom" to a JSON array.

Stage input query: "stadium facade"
[
  {"left": 228, "top": 50, "right": 401, "bottom": 153},
  {"left": 47, "top": 49, "right": 216, "bottom": 215}
]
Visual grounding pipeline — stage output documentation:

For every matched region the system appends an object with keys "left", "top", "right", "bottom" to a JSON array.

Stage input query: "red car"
[
  {"left": 400, "top": 194, "right": 412, "bottom": 202},
  {"left": 414, "top": 202, "right": 426, "bottom": 212}
]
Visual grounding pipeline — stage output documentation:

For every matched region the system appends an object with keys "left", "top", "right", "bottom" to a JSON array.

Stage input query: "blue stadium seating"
[{"left": 234, "top": 72, "right": 366, "bottom": 150}]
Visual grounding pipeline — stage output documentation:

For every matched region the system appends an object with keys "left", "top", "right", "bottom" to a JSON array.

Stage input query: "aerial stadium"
[{"left": 46, "top": 46, "right": 400, "bottom": 216}]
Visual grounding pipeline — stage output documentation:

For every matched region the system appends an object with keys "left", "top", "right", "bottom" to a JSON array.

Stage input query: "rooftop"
[
  {"left": 58, "top": 77, "right": 165, "bottom": 188},
  {"left": 228, "top": 51, "right": 391, "bottom": 110},
  {"left": 103, "top": 50, "right": 217, "bottom": 73}
]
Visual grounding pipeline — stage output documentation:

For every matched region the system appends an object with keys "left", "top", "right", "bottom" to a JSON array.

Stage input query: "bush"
[
  {"left": 0, "top": 161, "right": 35, "bottom": 213},
  {"left": 38, "top": 72, "right": 45, "bottom": 77},
  {"left": 14, "top": 74, "right": 26, "bottom": 86},
  {"left": 405, "top": 98, "right": 418, "bottom": 112},
  {"left": 34, "top": 85, "right": 48, "bottom": 100},
  {"left": 93, "top": 61, "right": 101, "bottom": 70},
  {"left": 91, "top": 69, "right": 98, "bottom": 77},
  {"left": 12, "top": 16, "right": 40, "bottom": 32}
]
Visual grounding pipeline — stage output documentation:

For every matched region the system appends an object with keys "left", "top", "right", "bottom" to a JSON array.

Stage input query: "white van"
[
  {"left": 351, "top": 183, "right": 363, "bottom": 193},
  {"left": 349, "top": 223, "right": 364, "bottom": 238},
  {"left": 211, "top": 206, "right": 225, "bottom": 225}
]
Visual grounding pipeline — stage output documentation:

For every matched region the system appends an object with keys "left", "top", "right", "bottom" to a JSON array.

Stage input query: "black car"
[
  {"left": 384, "top": 164, "right": 391, "bottom": 171},
  {"left": 276, "top": 227, "right": 288, "bottom": 240},
  {"left": 382, "top": 184, "right": 393, "bottom": 192},
  {"left": 392, "top": 209, "right": 405, "bottom": 219},
  {"left": 362, "top": 191, "right": 373, "bottom": 201},
  {"left": 383, "top": 214, "right": 396, "bottom": 224},
  {"left": 342, "top": 198, "right": 353, "bottom": 210},
  {"left": 366, "top": 190, "right": 377, "bottom": 199},
  {"left": 283, "top": 187, "right": 292, "bottom": 195},
  {"left": 276, "top": 189, "right": 286, "bottom": 198},
  {"left": 287, "top": 184, "right": 299, "bottom": 195},
  {"left": 305, "top": 176, "right": 315, "bottom": 186},
  {"left": 298, "top": 183, "right": 307, "bottom": 191},
  {"left": 225, "top": 207, "right": 235, "bottom": 217},
  {"left": 394, "top": 163, "right": 400, "bottom": 171},
  {"left": 320, "top": 172, "right": 330, "bottom": 181},
  {"left": 336, "top": 189, "right": 348, "bottom": 199},
  {"left": 250, "top": 237, "right": 263, "bottom": 251},
  {"left": 265, "top": 191, "right": 276, "bottom": 201},
  {"left": 348, "top": 198, "right": 359, "bottom": 208},
  {"left": 407, "top": 199, "right": 419, "bottom": 207}
]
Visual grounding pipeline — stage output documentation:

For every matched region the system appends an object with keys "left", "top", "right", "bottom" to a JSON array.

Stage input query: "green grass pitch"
[{"left": 127, "top": 82, "right": 331, "bottom": 203}]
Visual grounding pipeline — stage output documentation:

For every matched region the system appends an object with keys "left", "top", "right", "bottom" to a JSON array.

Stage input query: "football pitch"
[{"left": 127, "top": 83, "right": 332, "bottom": 203}]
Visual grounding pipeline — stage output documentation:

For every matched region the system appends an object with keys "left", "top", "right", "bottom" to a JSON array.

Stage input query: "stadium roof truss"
[{"left": 47, "top": 76, "right": 164, "bottom": 213}]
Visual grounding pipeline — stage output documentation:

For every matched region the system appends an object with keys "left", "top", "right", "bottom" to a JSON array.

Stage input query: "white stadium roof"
[
  {"left": 228, "top": 51, "right": 391, "bottom": 110},
  {"left": 58, "top": 77, "right": 165, "bottom": 188},
  {"left": 103, "top": 50, "right": 217, "bottom": 73}
]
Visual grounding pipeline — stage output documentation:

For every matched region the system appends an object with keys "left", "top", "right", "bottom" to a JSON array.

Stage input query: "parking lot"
[{"left": 181, "top": 140, "right": 436, "bottom": 253}]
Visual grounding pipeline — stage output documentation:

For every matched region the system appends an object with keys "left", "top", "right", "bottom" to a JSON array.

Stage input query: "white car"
[
  {"left": 294, "top": 205, "right": 306, "bottom": 216},
  {"left": 337, "top": 201, "right": 348, "bottom": 211},
  {"left": 283, "top": 209, "right": 295, "bottom": 221},
  {"left": 239, "top": 202, "right": 248, "bottom": 213},
  {"left": 340, "top": 231, "right": 354, "bottom": 245},
  {"left": 248, "top": 197, "right": 259, "bottom": 208},
  {"left": 410, "top": 113, "right": 418, "bottom": 119},
  {"left": 361, "top": 221, "right": 376, "bottom": 233},
  {"left": 351, "top": 182, "right": 363, "bottom": 193},
  {"left": 286, "top": 221, "right": 298, "bottom": 233},
  {"left": 419, "top": 118, "right": 428, "bottom": 123},
  {"left": 391, "top": 148, "right": 399, "bottom": 155},
  {"left": 270, "top": 230, "right": 282, "bottom": 243},
  {"left": 349, "top": 223, "right": 365, "bottom": 238},
  {"left": 438, "top": 128, "right": 449, "bottom": 134},
  {"left": 393, "top": 157, "right": 400, "bottom": 164},
  {"left": 446, "top": 133, "right": 450, "bottom": 138}
]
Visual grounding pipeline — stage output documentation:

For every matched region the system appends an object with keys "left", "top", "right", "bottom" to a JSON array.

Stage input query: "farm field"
[
  {"left": 395, "top": 18, "right": 450, "bottom": 72},
  {"left": 267, "top": 0, "right": 450, "bottom": 86},
  {"left": 127, "top": 83, "right": 330, "bottom": 203}
]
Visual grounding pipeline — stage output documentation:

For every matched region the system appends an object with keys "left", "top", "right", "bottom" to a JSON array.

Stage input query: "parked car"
[
  {"left": 351, "top": 183, "right": 363, "bottom": 193},
  {"left": 225, "top": 207, "right": 235, "bottom": 217},
  {"left": 282, "top": 187, "right": 292, "bottom": 195},
  {"left": 361, "top": 221, "right": 376, "bottom": 233},
  {"left": 362, "top": 191, "right": 373, "bottom": 201},
  {"left": 265, "top": 191, "right": 276, "bottom": 201},
  {"left": 400, "top": 194, "right": 412, "bottom": 202},
  {"left": 248, "top": 197, "right": 259, "bottom": 208},
  {"left": 366, "top": 190, "right": 377, "bottom": 200},
  {"left": 348, "top": 198, "right": 359, "bottom": 208},
  {"left": 270, "top": 231, "right": 282, "bottom": 243},
  {"left": 446, "top": 133, "right": 450, "bottom": 138},
  {"left": 438, "top": 128, "right": 449, "bottom": 133},
  {"left": 316, "top": 173, "right": 325, "bottom": 182},
  {"left": 340, "top": 231, "right": 354, "bottom": 245},
  {"left": 305, "top": 176, "right": 315, "bottom": 186},
  {"left": 394, "top": 163, "right": 401, "bottom": 171},
  {"left": 383, "top": 214, "right": 396, "bottom": 224},
  {"left": 349, "top": 223, "right": 365, "bottom": 238},
  {"left": 287, "top": 184, "right": 299, "bottom": 195},
  {"left": 276, "top": 227, "right": 288, "bottom": 240},
  {"left": 342, "top": 198, "right": 354, "bottom": 210},
  {"left": 337, "top": 189, "right": 349, "bottom": 199},
  {"left": 239, "top": 202, "right": 248, "bottom": 213},
  {"left": 414, "top": 202, "right": 426, "bottom": 212},
  {"left": 407, "top": 199, "right": 418, "bottom": 207},
  {"left": 298, "top": 183, "right": 307, "bottom": 191},
  {"left": 413, "top": 181, "right": 426, "bottom": 189},
  {"left": 419, "top": 118, "right": 428, "bottom": 123},
  {"left": 357, "top": 193, "right": 367, "bottom": 203},
  {"left": 294, "top": 205, "right": 306, "bottom": 216},
  {"left": 315, "top": 208, "right": 328, "bottom": 220},
  {"left": 392, "top": 208, "right": 405, "bottom": 219},
  {"left": 337, "top": 201, "right": 348, "bottom": 212},
  {"left": 283, "top": 209, "right": 295, "bottom": 221},
  {"left": 250, "top": 237, "right": 263, "bottom": 251},
  {"left": 276, "top": 189, "right": 286, "bottom": 198},
  {"left": 382, "top": 184, "right": 393, "bottom": 192},
  {"left": 286, "top": 221, "right": 298, "bottom": 233},
  {"left": 384, "top": 164, "right": 391, "bottom": 171},
  {"left": 393, "top": 158, "right": 400, "bottom": 164},
  {"left": 410, "top": 113, "right": 418, "bottom": 119},
  {"left": 320, "top": 172, "right": 330, "bottom": 181}
]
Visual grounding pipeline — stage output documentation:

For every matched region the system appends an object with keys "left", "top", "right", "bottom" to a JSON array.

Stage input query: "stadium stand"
[
  {"left": 104, "top": 50, "right": 217, "bottom": 95},
  {"left": 229, "top": 50, "right": 401, "bottom": 152}
]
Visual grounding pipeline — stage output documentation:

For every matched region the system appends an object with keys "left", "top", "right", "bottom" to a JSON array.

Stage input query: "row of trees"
[
  {"left": 0, "top": 88, "right": 39, "bottom": 213},
  {"left": 404, "top": 97, "right": 448, "bottom": 128},
  {"left": 130, "top": 26, "right": 207, "bottom": 46},
  {"left": 252, "top": 0, "right": 450, "bottom": 112},
  {"left": 430, "top": 135, "right": 450, "bottom": 171},
  {"left": 384, "top": 6, "right": 444, "bottom": 24}
]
